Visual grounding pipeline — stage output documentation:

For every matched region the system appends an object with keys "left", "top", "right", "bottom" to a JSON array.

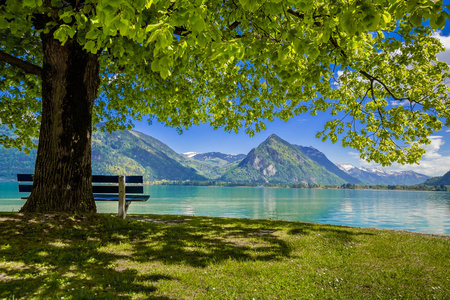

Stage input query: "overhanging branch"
[
  {"left": 359, "top": 70, "right": 410, "bottom": 102},
  {"left": 0, "top": 50, "right": 42, "bottom": 77}
]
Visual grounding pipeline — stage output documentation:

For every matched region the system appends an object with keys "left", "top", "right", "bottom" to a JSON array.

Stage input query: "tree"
[{"left": 1, "top": 0, "right": 449, "bottom": 213}]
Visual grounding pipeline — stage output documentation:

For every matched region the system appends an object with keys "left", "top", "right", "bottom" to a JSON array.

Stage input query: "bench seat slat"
[
  {"left": 92, "top": 175, "right": 143, "bottom": 184},
  {"left": 19, "top": 174, "right": 144, "bottom": 184},
  {"left": 17, "top": 174, "right": 33, "bottom": 182},
  {"left": 94, "top": 194, "right": 150, "bottom": 201},
  {"left": 19, "top": 185, "right": 144, "bottom": 194},
  {"left": 92, "top": 186, "right": 143, "bottom": 194},
  {"left": 19, "top": 185, "right": 33, "bottom": 193}
]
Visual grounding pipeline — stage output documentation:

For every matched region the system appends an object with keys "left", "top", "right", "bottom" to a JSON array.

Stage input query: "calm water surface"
[{"left": 1, "top": 182, "right": 449, "bottom": 234}]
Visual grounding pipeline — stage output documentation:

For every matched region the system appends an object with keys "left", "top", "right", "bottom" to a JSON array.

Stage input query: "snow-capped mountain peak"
[
  {"left": 182, "top": 152, "right": 202, "bottom": 158},
  {"left": 336, "top": 163, "right": 356, "bottom": 172},
  {"left": 336, "top": 163, "right": 430, "bottom": 185}
]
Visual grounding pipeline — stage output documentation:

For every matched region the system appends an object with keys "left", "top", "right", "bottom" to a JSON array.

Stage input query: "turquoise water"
[{"left": 1, "top": 182, "right": 450, "bottom": 234}]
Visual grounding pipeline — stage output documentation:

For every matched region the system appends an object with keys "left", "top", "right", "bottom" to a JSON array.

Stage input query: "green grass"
[{"left": 0, "top": 213, "right": 449, "bottom": 299}]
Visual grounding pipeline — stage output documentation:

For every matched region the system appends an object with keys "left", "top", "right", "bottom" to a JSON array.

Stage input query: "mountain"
[
  {"left": 296, "top": 146, "right": 361, "bottom": 184},
  {"left": 424, "top": 170, "right": 450, "bottom": 186},
  {"left": 0, "top": 128, "right": 221, "bottom": 181},
  {"left": 91, "top": 129, "right": 212, "bottom": 181},
  {"left": 183, "top": 152, "right": 202, "bottom": 158},
  {"left": 336, "top": 163, "right": 430, "bottom": 185},
  {"left": 1, "top": 126, "right": 433, "bottom": 186},
  {"left": 220, "top": 134, "right": 346, "bottom": 185},
  {"left": 0, "top": 147, "right": 36, "bottom": 181},
  {"left": 185, "top": 152, "right": 246, "bottom": 166}
]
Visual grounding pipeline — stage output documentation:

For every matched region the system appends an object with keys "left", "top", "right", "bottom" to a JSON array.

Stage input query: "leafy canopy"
[{"left": 1, "top": 0, "right": 449, "bottom": 165}]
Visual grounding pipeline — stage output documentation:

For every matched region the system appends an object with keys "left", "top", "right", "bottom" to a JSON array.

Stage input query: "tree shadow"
[
  {"left": 287, "top": 222, "right": 375, "bottom": 246},
  {"left": 127, "top": 216, "right": 295, "bottom": 268},
  {"left": 0, "top": 213, "right": 173, "bottom": 299},
  {"left": 0, "top": 213, "right": 376, "bottom": 299}
]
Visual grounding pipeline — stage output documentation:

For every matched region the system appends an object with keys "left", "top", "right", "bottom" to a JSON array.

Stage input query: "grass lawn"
[{"left": 0, "top": 213, "right": 449, "bottom": 299}]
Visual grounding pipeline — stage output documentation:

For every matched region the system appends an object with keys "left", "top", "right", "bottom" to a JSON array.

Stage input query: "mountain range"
[
  {"left": 0, "top": 127, "right": 442, "bottom": 186},
  {"left": 182, "top": 152, "right": 246, "bottom": 166},
  {"left": 336, "top": 163, "right": 431, "bottom": 186}
]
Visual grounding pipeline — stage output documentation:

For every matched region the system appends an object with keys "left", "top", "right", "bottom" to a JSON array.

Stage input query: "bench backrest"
[{"left": 17, "top": 174, "right": 145, "bottom": 194}]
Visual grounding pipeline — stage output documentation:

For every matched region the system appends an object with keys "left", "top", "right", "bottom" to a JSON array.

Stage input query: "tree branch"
[
  {"left": 286, "top": 8, "right": 304, "bottom": 20},
  {"left": 359, "top": 70, "right": 410, "bottom": 102},
  {"left": 173, "top": 26, "right": 191, "bottom": 37},
  {"left": 0, "top": 50, "right": 42, "bottom": 77},
  {"left": 329, "top": 36, "right": 347, "bottom": 59},
  {"left": 228, "top": 21, "right": 241, "bottom": 31}
]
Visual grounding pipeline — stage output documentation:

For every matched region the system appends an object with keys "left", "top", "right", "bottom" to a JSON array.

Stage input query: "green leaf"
[
  {"left": 192, "top": 17, "right": 206, "bottom": 33},
  {"left": 145, "top": 0, "right": 154, "bottom": 9},
  {"left": 84, "top": 40, "right": 96, "bottom": 51},
  {"left": 381, "top": 12, "right": 392, "bottom": 26},
  {"left": 117, "top": 19, "right": 129, "bottom": 36},
  {"left": 239, "top": 0, "right": 248, "bottom": 6},
  {"left": 410, "top": 13, "right": 422, "bottom": 26},
  {"left": 23, "top": 0, "right": 37, "bottom": 8},
  {"left": 340, "top": 11, "right": 357, "bottom": 35},
  {"left": 107, "top": 0, "right": 123, "bottom": 9},
  {"left": 62, "top": 16, "right": 72, "bottom": 23},
  {"left": 236, "top": 46, "right": 245, "bottom": 60},
  {"left": 151, "top": 59, "right": 160, "bottom": 72},
  {"left": 83, "top": 5, "right": 92, "bottom": 14},
  {"left": 145, "top": 23, "right": 162, "bottom": 33},
  {"left": 160, "top": 68, "right": 170, "bottom": 79},
  {"left": 0, "top": 18, "right": 9, "bottom": 29},
  {"left": 54, "top": 25, "right": 72, "bottom": 44},
  {"left": 86, "top": 29, "right": 100, "bottom": 40}
]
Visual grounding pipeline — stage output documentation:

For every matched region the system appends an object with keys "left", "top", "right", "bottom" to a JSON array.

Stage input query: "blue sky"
[{"left": 133, "top": 12, "right": 450, "bottom": 177}]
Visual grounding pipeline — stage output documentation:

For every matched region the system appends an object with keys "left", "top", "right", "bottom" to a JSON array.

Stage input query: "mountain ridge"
[
  {"left": 296, "top": 146, "right": 361, "bottom": 184},
  {"left": 336, "top": 163, "right": 430, "bottom": 185},
  {"left": 183, "top": 152, "right": 246, "bottom": 166},
  {"left": 424, "top": 170, "right": 450, "bottom": 186},
  {"left": 0, "top": 127, "right": 436, "bottom": 185},
  {"left": 219, "top": 134, "right": 346, "bottom": 185}
]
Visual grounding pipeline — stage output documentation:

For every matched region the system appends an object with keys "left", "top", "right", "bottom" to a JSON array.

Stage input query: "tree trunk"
[{"left": 20, "top": 33, "right": 99, "bottom": 213}]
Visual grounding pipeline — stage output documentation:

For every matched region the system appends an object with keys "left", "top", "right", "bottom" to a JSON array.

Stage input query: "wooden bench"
[{"left": 17, "top": 174, "right": 150, "bottom": 219}]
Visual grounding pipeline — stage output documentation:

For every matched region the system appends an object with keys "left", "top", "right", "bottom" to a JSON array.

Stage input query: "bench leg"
[
  {"left": 118, "top": 175, "right": 126, "bottom": 219},
  {"left": 125, "top": 201, "right": 131, "bottom": 214}
]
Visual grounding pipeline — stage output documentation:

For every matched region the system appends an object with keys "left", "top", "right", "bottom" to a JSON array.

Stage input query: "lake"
[{"left": 1, "top": 182, "right": 449, "bottom": 234}]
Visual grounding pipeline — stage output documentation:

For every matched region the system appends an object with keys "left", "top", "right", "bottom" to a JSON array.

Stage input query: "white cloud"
[
  {"left": 383, "top": 136, "right": 449, "bottom": 176},
  {"left": 432, "top": 31, "right": 450, "bottom": 65},
  {"left": 387, "top": 157, "right": 449, "bottom": 177},
  {"left": 347, "top": 151, "right": 360, "bottom": 158},
  {"left": 390, "top": 100, "right": 410, "bottom": 107},
  {"left": 332, "top": 70, "right": 345, "bottom": 87},
  {"left": 349, "top": 136, "right": 449, "bottom": 176},
  {"left": 422, "top": 136, "right": 444, "bottom": 159},
  {"left": 446, "top": 129, "right": 450, "bottom": 133}
]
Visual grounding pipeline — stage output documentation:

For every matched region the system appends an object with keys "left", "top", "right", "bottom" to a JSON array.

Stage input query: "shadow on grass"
[
  {"left": 0, "top": 213, "right": 373, "bottom": 299},
  {"left": 287, "top": 223, "right": 375, "bottom": 245}
]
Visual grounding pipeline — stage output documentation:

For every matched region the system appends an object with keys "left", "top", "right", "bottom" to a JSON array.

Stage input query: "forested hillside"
[
  {"left": 220, "top": 134, "right": 345, "bottom": 185},
  {"left": 0, "top": 128, "right": 219, "bottom": 181}
]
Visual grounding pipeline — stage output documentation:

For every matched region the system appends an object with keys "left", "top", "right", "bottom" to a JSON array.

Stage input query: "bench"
[{"left": 17, "top": 174, "right": 150, "bottom": 219}]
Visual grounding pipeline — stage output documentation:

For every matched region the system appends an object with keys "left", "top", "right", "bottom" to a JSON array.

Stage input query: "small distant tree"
[
  {"left": 1, "top": 0, "right": 449, "bottom": 213},
  {"left": 341, "top": 183, "right": 356, "bottom": 189}
]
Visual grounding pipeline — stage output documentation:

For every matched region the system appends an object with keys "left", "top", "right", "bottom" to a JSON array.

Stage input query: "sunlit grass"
[{"left": 0, "top": 213, "right": 449, "bottom": 299}]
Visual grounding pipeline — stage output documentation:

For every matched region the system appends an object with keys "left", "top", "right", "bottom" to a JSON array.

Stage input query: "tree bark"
[{"left": 20, "top": 33, "right": 99, "bottom": 213}]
